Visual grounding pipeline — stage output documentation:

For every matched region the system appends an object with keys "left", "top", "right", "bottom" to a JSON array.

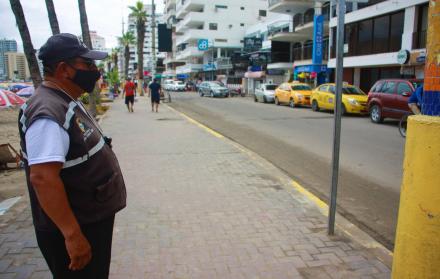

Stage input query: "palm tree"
[
  {"left": 9, "top": 0, "right": 42, "bottom": 88},
  {"left": 45, "top": 0, "right": 60, "bottom": 35},
  {"left": 129, "top": 1, "right": 147, "bottom": 96},
  {"left": 118, "top": 32, "right": 136, "bottom": 79},
  {"left": 111, "top": 47, "right": 120, "bottom": 72},
  {"left": 78, "top": 0, "right": 97, "bottom": 116}
]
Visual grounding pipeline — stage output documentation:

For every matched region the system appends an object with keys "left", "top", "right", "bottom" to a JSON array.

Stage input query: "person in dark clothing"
[
  {"left": 148, "top": 79, "right": 162, "bottom": 113},
  {"left": 18, "top": 33, "right": 126, "bottom": 279}
]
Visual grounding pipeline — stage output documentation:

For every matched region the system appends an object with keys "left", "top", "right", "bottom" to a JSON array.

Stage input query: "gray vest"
[{"left": 18, "top": 84, "right": 126, "bottom": 231}]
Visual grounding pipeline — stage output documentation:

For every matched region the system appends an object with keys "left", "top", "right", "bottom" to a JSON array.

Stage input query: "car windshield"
[
  {"left": 265, "top": 85, "right": 277, "bottom": 90},
  {"left": 291, "top": 85, "right": 311, "bottom": 91},
  {"left": 209, "top": 83, "right": 223, "bottom": 88},
  {"left": 175, "top": 81, "right": 184, "bottom": 85},
  {"left": 342, "top": 86, "right": 365, "bottom": 95}
]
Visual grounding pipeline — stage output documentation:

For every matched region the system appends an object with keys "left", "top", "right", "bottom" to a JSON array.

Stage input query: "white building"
[
  {"left": 173, "top": 0, "right": 269, "bottom": 80},
  {"left": 162, "top": 0, "right": 184, "bottom": 78},
  {"left": 327, "top": 0, "right": 428, "bottom": 91},
  {"left": 89, "top": 31, "right": 106, "bottom": 51},
  {"left": 126, "top": 4, "right": 164, "bottom": 78}
]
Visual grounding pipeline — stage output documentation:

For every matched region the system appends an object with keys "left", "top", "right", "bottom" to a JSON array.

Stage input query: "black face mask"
[{"left": 68, "top": 65, "right": 101, "bottom": 93}]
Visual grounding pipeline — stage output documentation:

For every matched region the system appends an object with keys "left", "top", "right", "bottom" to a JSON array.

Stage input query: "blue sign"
[
  {"left": 203, "top": 63, "right": 216, "bottom": 71},
  {"left": 198, "top": 39, "right": 209, "bottom": 51},
  {"left": 294, "top": 65, "right": 327, "bottom": 74},
  {"left": 312, "top": 15, "right": 324, "bottom": 65}
]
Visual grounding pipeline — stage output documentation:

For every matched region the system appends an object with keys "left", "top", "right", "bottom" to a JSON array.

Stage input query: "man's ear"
[{"left": 55, "top": 62, "right": 72, "bottom": 79}]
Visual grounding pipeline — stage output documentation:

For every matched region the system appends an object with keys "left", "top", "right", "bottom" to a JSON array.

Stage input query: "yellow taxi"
[
  {"left": 274, "top": 82, "right": 313, "bottom": 108},
  {"left": 310, "top": 83, "right": 368, "bottom": 114}
]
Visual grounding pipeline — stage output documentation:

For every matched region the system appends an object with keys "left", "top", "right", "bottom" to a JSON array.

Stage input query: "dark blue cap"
[{"left": 38, "top": 33, "right": 108, "bottom": 64}]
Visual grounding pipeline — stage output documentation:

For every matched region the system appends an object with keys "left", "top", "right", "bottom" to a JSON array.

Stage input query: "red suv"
[{"left": 367, "top": 79, "right": 422, "bottom": 123}]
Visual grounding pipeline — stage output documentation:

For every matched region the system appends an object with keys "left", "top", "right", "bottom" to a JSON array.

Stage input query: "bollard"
[{"left": 392, "top": 115, "right": 440, "bottom": 278}]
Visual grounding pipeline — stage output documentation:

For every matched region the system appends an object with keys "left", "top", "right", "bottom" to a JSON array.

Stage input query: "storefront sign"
[
  {"left": 397, "top": 50, "right": 410, "bottom": 65},
  {"left": 312, "top": 15, "right": 324, "bottom": 65},
  {"left": 203, "top": 63, "right": 216, "bottom": 71},
  {"left": 294, "top": 64, "right": 327, "bottom": 74},
  {"left": 198, "top": 39, "right": 209, "bottom": 51},
  {"left": 244, "top": 37, "right": 262, "bottom": 53}
]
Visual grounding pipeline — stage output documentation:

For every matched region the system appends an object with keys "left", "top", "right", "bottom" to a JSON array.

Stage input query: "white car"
[
  {"left": 171, "top": 81, "right": 186, "bottom": 91},
  {"left": 163, "top": 79, "right": 175, "bottom": 91},
  {"left": 254, "top": 83, "right": 278, "bottom": 103}
]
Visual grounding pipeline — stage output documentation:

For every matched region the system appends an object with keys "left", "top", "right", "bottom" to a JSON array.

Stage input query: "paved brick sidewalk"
[{"left": 0, "top": 96, "right": 391, "bottom": 278}]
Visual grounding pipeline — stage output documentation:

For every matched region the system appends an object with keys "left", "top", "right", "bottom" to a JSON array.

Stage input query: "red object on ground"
[{"left": 0, "top": 90, "right": 25, "bottom": 108}]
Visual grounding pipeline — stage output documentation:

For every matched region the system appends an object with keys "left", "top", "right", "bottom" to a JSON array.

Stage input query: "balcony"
[
  {"left": 165, "top": 0, "right": 176, "bottom": 11},
  {"left": 176, "top": 0, "right": 205, "bottom": 19},
  {"left": 176, "top": 63, "right": 203, "bottom": 74},
  {"left": 175, "top": 11, "right": 204, "bottom": 32},
  {"left": 175, "top": 29, "right": 206, "bottom": 45},
  {"left": 215, "top": 58, "right": 233, "bottom": 70},
  {"left": 176, "top": 47, "right": 204, "bottom": 60},
  {"left": 268, "top": 0, "right": 314, "bottom": 15}
]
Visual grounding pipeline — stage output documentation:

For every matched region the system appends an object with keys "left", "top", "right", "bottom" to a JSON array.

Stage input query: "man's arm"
[
  {"left": 30, "top": 163, "right": 91, "bottom": 271},
  {"left": 408, "top": 103, "right": 421, "bottom": 115}
]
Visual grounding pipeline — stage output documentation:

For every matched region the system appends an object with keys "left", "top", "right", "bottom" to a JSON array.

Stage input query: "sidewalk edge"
[{"left": 166, "top": 104, "right": 393, "bottom": 267}]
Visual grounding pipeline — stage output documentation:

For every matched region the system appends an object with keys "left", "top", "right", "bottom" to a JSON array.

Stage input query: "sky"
[{"left": 0, "top": 0, "right": 164, "bottom": 51}]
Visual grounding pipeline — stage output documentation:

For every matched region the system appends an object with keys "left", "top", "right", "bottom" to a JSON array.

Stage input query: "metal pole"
[
  {"left": 328, "top": 0, "right": 345, "bottom": 235},
  {"left": 151, "top": 0, "right": 157, "bottom": 79}
]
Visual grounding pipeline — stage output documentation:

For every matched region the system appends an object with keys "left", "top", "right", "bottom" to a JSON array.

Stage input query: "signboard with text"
[{"left": 312, "top": 15, "right": 324, "bottom": 65}]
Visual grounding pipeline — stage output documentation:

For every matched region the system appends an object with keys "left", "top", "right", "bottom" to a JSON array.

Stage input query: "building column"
[
  {"left": 353, "top": 68, "right": 361, "bottom": 88},
  {"left": 402, "top": 6, "right": 417, "bottom": 51},
  {"left": 392, "top": 1, "right": 440, "bottom": 277}
]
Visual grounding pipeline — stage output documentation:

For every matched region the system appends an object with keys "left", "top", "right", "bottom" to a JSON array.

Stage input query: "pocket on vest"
[{"left": 95, "top": 172, "right": 120, "bottom": 202}]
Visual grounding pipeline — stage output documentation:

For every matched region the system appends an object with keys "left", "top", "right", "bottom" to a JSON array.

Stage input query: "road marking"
[
  {"left": 166, "top": 103, "right": 393, "bottom": 257},
  {"left": 166, "top": 105, "right": 224, "bottom": 138}
]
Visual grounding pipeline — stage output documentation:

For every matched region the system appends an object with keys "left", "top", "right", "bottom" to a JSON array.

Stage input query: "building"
[
  {"left": 4, "top": 52, "right": 30, "bottom": 81},
  {"left": 267, "top": 0, "right": 331, "bottom": 87},
  {"left": 124, "top": 4, "right": 165, "bottom": 79},
  {"left": 0, "top": 39, "right": 18, "bottom": 80},
  {"left": 89, "top": 31, "right": 106, "bottom": 51},
  {"left": 328, "top": 0, "right": 428, "bottom": 92},
  {"left": 171, "top": 0, "right": 268, "bottom": 82}
]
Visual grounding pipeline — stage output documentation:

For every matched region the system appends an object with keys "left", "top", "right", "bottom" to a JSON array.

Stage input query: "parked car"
[
  {"left": 163, "top": 79, "right": 175, "bottom": 91},
  {"left": 198, "top": 81, "right": 229, "bottom": 97},
  {"left": 367, "top": 79, "right": 422, "bottom": 123},
  {"left": 274, "top": 82, "right": 313, "bottom": 107},
  {"left": 171, "top": 80, "right": 186, "bottom": 91},
  {"left": 255, "top": 83, "right": 278, "bottom": 103},
  {"left": 310, "top": 83, "right": 368, "bottom": 115}
]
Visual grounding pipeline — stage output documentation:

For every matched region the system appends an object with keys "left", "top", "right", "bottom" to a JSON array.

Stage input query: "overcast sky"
[{"left": 0, "top": 0, "right": 164, "bottom": 51}]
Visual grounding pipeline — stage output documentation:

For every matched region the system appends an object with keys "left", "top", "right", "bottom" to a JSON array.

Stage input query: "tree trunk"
[
  {"left": 9, "top": 0, "right": 42, "bottom": 88},
  {"left": 45, "top": 0, "right": 60, "bottom": 35},
  {"left": 137, "top": 20, "right": 145, "bottom": 96},
  {"left": 124, "top": 45, "right": 129, "bottom": 79},
  {"left": 78, "top": 0, "right": 97, "bottom": 116}
]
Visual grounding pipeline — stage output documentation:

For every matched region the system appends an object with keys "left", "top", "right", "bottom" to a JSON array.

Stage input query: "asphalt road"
[{"left": 168, "top": 92, "right": 405, "bottom": 250}]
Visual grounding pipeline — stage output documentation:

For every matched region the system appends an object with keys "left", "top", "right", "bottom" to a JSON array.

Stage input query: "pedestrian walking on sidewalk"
[
  {"left": 123, "top": 77, "right": 136, "bottom": 112},
  {"left": 149, "top": 78, "right": 162, "bottom": 113},
  {"left": 18, "top": 33, "right": 127, "bottom": 279}
]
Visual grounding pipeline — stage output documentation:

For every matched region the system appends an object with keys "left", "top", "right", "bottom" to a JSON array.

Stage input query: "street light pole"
[
  {"left": 151, "top": 0, "right": 157, "bottom": 79},
  {"left": 328, "top": 0, "right": 346, "bottom": 235}
]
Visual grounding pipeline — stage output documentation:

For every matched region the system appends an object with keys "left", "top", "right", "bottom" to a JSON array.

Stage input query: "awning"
[{"left": 245, "top": 71, "right": 265, "bottom": 79}]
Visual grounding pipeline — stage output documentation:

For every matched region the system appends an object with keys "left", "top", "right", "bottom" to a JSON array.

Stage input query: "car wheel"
[
  {"left": 289, "top": 98, "right": 295, "bottom": 108},
  {"left": 199, "top": 90, "right": 204, "bottom": 97},
  {"left": 263, "top": 96, "right": 267, "bottom": 103},
  {"left": 275, "top": 97, "right": 280, "bottom": 106},
  {"left": 370, "top": 104, "right": 383, "bottom": 123},
  {"left": 254, "top": 96, "right": 258, "bottom": 102},
  {"left": 311, "top": 100, "right": 320, "bottom": 111}
]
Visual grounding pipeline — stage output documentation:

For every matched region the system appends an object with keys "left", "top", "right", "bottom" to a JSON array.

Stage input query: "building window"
[
  {"left": 414, "top": 4, "right": 428, "bottom": 49},
  {"left": 259, "top": 10, "right": 267, "bottom": 17},
  {"left": 373, "top": 15, "right": 389, "bottom": 54},
  {"left": 357, "top": 19, "right": 373, "bottom": 55},
  {"left": 241, "top": 7, "right": 244, "bottom": 10},
  {"left": 209, "top": 23, "right": 218, "bottom": 30},
  {"left": 215, "top": 5, "right": 227, "bottom": 9},
  {"left": 215, "top": 39, "right": 227, "bottom": 42},
  {"left": 240, "top": 23, "right": 244, "bottom": 27},
  {"left": 389, "top": 12, "right": 404, "bottom": 52},
  {"left": 303, "top": 40, "right": 313, "bottom": 60}
]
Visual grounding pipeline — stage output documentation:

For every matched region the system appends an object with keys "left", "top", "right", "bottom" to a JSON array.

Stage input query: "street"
[{"left": 169, "top": 92, "right": 404, "bottom": 249}]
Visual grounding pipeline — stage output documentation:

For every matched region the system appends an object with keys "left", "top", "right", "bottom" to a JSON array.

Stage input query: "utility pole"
[{"left": 151, "top": 0, "right": 157, "bottom": 79}]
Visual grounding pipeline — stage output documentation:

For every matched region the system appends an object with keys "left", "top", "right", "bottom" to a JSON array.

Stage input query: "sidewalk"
[{"left": 0, "top": 96, "right": 392, "bottom": 278}]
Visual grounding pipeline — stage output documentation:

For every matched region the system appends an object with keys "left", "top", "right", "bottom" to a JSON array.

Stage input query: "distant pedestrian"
[
  {"left": 18, "top": 33, "right": 126, "bottom": 279},
  {"left": 149, "top": 78, "right": 162, "bottom": 113},
  {"left": 123, "top": 77, "right": 136, "bottom": 112}
]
